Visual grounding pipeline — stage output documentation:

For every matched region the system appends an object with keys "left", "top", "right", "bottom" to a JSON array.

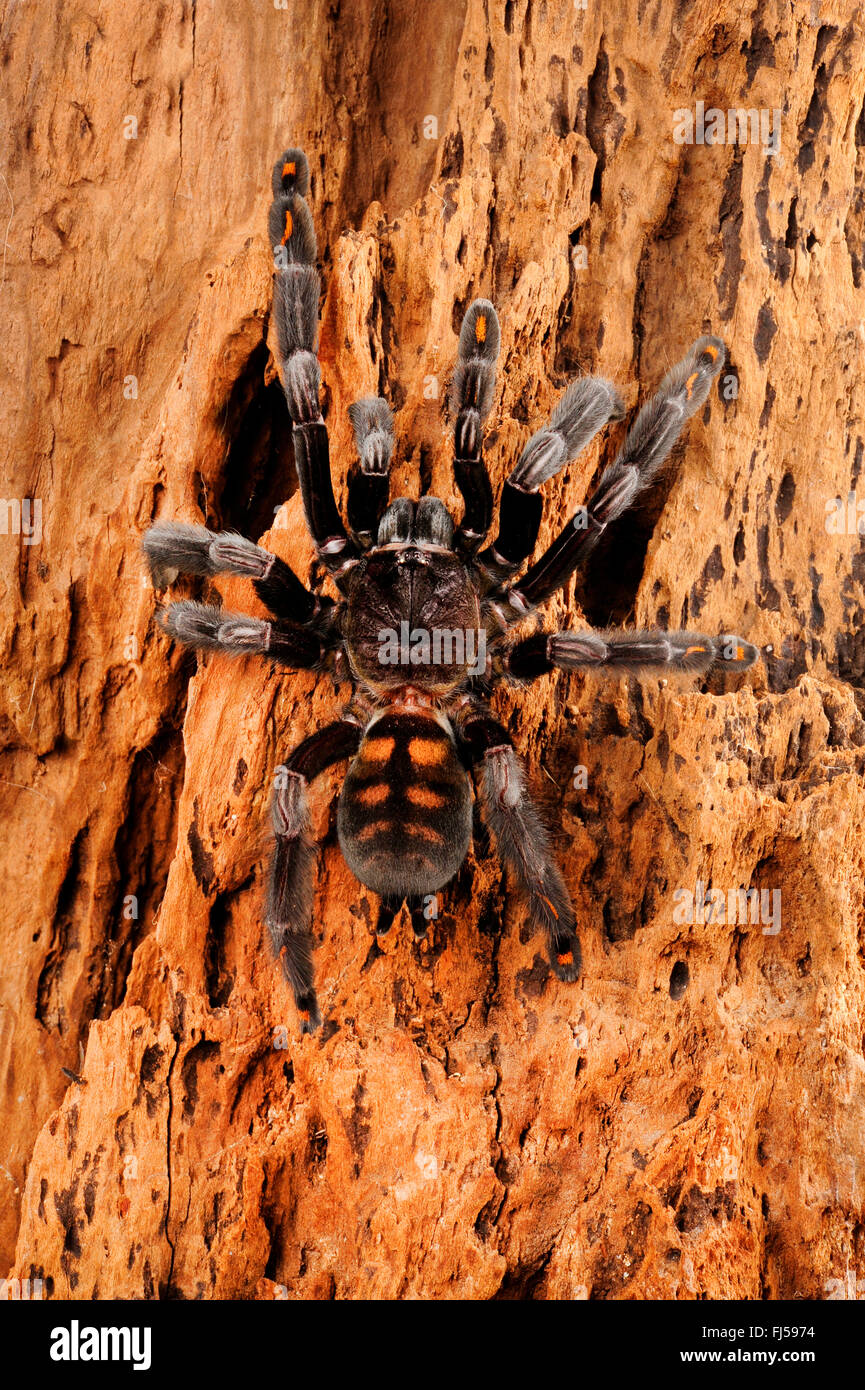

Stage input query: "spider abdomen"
[{"left": 337, "top": 709, "right": 472, "bottom": 899}]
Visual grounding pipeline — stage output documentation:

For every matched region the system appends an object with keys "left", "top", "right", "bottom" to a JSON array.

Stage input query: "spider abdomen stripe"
[{"left": 337, "top": 711, "right": 472, "bottom": 898}]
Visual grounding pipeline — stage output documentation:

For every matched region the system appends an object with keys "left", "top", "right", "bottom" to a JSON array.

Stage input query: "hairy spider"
[{"left": 143, "top": 146, "right": 758, "bottom": 1033}]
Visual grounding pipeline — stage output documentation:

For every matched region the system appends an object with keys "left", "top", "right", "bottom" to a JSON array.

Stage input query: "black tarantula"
[{"left": 143, "top": 147, "right": 758, "bottom": 1033}]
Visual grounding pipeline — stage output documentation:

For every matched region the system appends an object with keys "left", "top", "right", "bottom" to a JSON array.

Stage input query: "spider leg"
[
  {"left": 269, "top": 148, "right": 359, "bottom": 586},
  {"left": 407, "top": 894, "right": 434, "bottom": 940},
  {"left": 375, "top": 897, "right": 402, "bottom": 936},
  {"left": 451, "top": 300, "right": 501, "bottom": 554},
  {"left": 502, "top": 628, "right": 759, "bottom": 680},
  {"left": 492, "top": 337, "right": 726, "bottom": 624},
  {"left": 346, "top": 396, "right": 395, "bottom": 547},
  {"left": 268, "top": 719, "right": 363, "bottom": 1032},
  {"left": 142, "top": 523, "right": 332, "bottom": 625},
  {"left": 456, "top": 708, "right": 581, "bottom": 982},
  {"left": 478, "top": 375, "right": 624, "bottom": 579},
  {"left": 158, "top": 600, "right": 325, "bottom": 668}
]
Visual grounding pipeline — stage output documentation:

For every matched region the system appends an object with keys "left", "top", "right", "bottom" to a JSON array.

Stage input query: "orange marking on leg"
[
  {"left": 540, "top": 894, "right": 559, "bottom": 920},
  {"left": 703, "top": 343, "right": 719, "bottom": 361},
  {"left": 556, "top": 950, "right": 573, "bottom": 966},
  {"left": 735, "top": 646, "right": 745, "bottom": 661},
  {"left": 475, "top": 313, "right": 487, "bottom": 344},
  {"left": 407, "top": 737, "right": 449, "bottom": 766},
  {"left": 281, "top": 209, "right": 293, "bottom": 244},
  {"left": 684, "top": 370, "right": 700, "bottom": 399},
  {"left": 405, "top": 785, "right": 447, "bottom": 809},
  {"left": 283, "top": 160, "right": 296, "bottom": 179},
  {"left": 299, "top": 1008, "right": 310, "bottom": 1022},
  {"left": 685, "top": 645, "right": 707, "bottom": 656},
  {"left": 363, "top": 737, "right": 396, "bottom": 762}
]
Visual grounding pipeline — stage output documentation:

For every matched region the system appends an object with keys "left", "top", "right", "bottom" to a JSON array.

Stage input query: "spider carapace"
[{"left": 143, "top": 146, "right": 758, "bottom": 1032}]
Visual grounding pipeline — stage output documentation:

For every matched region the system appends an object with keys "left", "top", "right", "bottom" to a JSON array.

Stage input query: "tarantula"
[{"left": 143, "top": 146, "right": 758, "bottom": 1033}]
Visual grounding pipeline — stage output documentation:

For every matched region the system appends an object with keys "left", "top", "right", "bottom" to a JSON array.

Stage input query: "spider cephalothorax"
[{"left": 143, "top": 146, "right": 758, "bottom": 1032}]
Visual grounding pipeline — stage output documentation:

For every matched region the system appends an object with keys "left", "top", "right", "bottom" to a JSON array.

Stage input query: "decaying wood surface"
[{"left": 2, "top": 0, "right": 864, "bottom": 1298}]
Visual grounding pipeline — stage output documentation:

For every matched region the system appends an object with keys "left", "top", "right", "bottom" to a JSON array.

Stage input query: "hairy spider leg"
[
  {"left": 269, "top": 148, "right": 359, "bottom": 587},
  {"left": 451, "top": 299, "right": 501, "bottom": 554},
  {"left": 478, "top": 375, "right": 625, "bottom": 580},
  {"left": 504, "top": 629, "right": 760, "bottom": 680},
  {"left": 142, "top": 523, "right": 332, "bottom": 625},
  {"left": 268, "top": 719, "right": 364, "bottom": 1032},
  {"left": 347, "top": 396, "right": 395, "bottom": 548},
  {"left": 456, "top": 706, "right": 581, "bottom": 981},
  {"left": 492, "top": 337, "right": 727, "bottom": 624},
  {"left": 156, "top": 601, "right": 325, "bottom": 667}
]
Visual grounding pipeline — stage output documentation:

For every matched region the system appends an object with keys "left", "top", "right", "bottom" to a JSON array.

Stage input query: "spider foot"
[
  {"left": 549, "top": 931, "right": 582, "bottom": 983},
  {"left": 375, "top": 898, "right": 401, "bottom": 936},
  {"left": 143, "top": 522, "right": 215, "bottom": 585},
  {"left": 407, "top": 896, "right": 433, "bottom": 941},
  {"left": 296, "top": 991, "right": 322, "bottom": 1035},
  {"left": 715, "top": 634, "right": 760, "bottom": 672}
]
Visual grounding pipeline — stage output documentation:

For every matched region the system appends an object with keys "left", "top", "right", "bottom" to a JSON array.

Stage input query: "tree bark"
[{"left": 2, "top": 0, "right": 865, "bottom": 1299}]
